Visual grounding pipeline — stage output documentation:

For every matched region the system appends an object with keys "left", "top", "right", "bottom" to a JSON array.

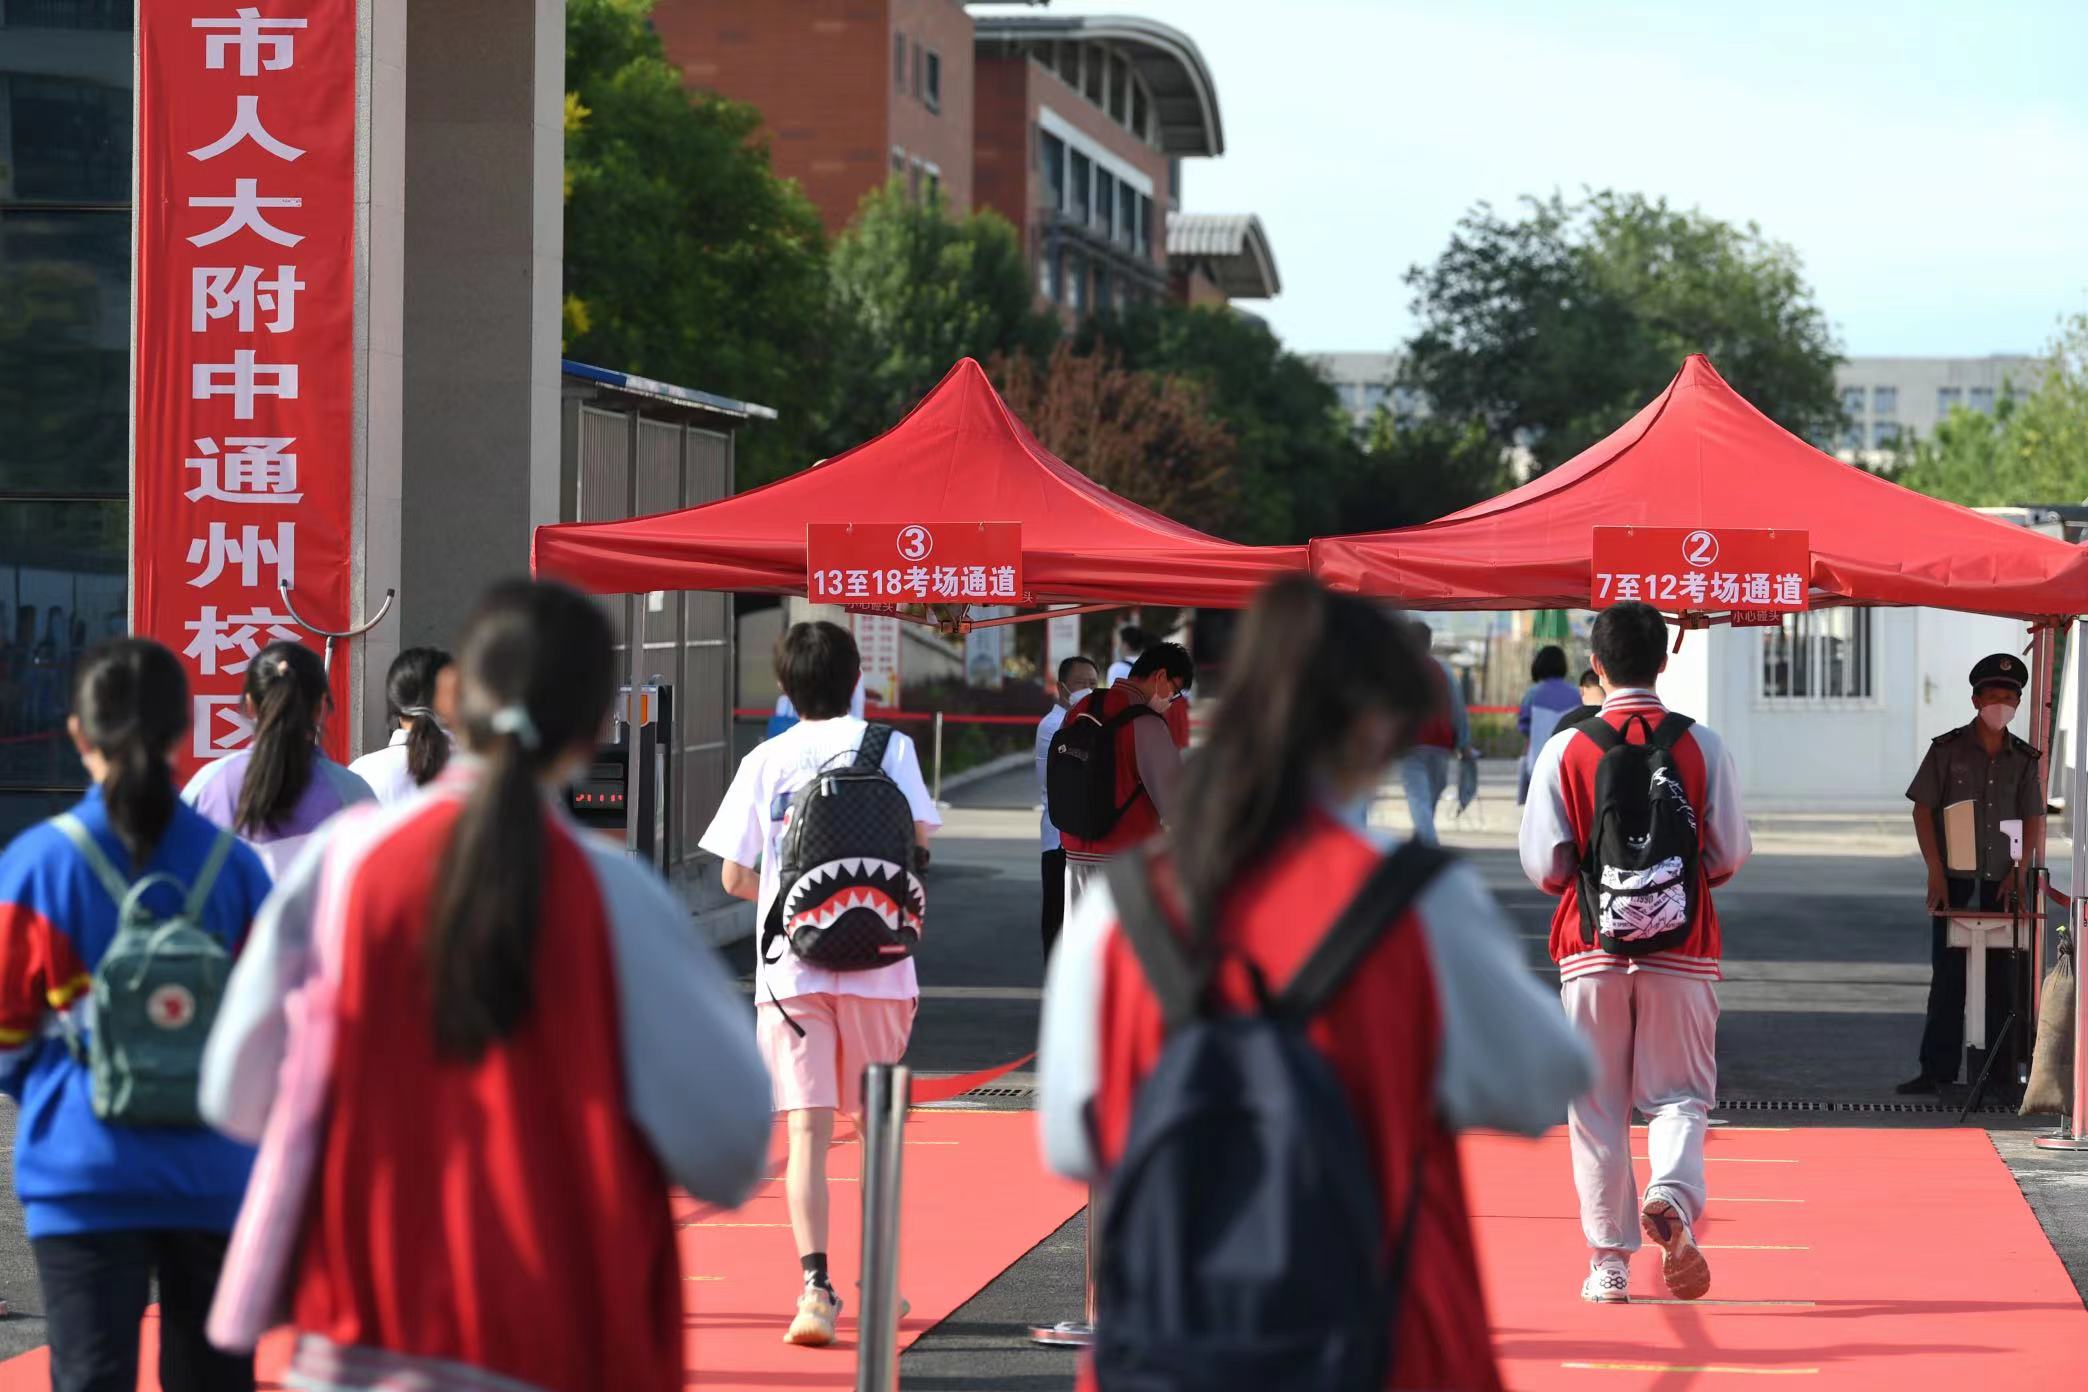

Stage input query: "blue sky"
[{"left": 984, "top": 0, "right": 2088, "bottom": 358}]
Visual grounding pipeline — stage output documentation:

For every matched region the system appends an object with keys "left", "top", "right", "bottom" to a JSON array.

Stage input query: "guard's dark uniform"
[{"left": 1905, "top": 653, "right": 2042, "bottom": 1087}]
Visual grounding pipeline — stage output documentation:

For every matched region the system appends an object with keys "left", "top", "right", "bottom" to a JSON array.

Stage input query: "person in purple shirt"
[
  {"left": 1517, "top": 645, "right": 1583, "bottom": 806},
  {"left": 183, "top": 643, "right": 372, "bottom": 879}
]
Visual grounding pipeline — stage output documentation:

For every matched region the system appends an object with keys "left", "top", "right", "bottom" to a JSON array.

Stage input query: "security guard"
[{"left": 1898, "top": 652, "right": 2044, "bottom": 1095}]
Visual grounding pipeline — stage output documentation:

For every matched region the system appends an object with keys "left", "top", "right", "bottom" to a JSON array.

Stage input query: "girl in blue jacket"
[{"left": 0, "top": 639, "right": 271, "bottom": 1392}]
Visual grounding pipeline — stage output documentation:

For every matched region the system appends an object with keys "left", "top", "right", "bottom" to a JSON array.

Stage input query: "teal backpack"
[{"left": 52, "top": 815, "right": 236, "bottom": 1127}]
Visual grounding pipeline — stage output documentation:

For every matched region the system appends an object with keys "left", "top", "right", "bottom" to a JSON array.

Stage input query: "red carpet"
[
  {"left": 1468, "top": 1125, "right": 2088, "bottom": 1388},
  {"left": 1, "top": 1122, "right": 2081, "bottom": 1389},
  {"left": 0, "top": 1108, "right": 1082, "bottom": 1392}
]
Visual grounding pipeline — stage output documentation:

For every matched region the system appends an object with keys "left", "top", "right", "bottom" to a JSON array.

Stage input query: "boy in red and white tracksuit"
[{"left": 1519, "top": 601, "right": 1750, "bottom": 1303}]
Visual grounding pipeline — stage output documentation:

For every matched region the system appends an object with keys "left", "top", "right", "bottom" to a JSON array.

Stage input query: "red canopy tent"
[
  {"left": 1310, "top": 353, "right": 2088, "bottom": 620},
  {"left": 533, "top": 357, "right": 1307, "bottom": 612}
]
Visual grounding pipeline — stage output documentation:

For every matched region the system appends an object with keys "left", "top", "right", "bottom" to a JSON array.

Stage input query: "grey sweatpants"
[{"left": 1561, "top": 970, "right": 1719, "bottom": 1255}]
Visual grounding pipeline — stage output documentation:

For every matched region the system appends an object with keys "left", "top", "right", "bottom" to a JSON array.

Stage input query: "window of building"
[
  {"left": 2, "top": 17, "right": 134, "bottom": 833},
  {"left": 1068, "top": 251, "right": 1088, "bottom": 315},
  {"left": 911, "top": 41, "right": 922, "bottom": 98},
  {"left": 1840, "top": 424, "right": 1865, "bottom": 452},
  {"left": 1136, "top": 193, "right": 1154, "bottom": 258},
  {"left": 924, "top": 50, "right": 941, "bottom": 114},
  {"left": 924, "top": 169, "right": 940, "bottom": 204},
  {"left": 1094, "top": 173, "right": 1115, "bottom": 235},
  {"left": 1095, "top": 267, "right": 1113, "bottom": 316},
  {"left": 1083, "top": 46, "right": 1105, "bottom": 106},
  {"left": 1069, "top": 149, "right": 1092, "bottom": 223},
  {"left": 1969, "top": 386, "right": 1996, "bottom": 412},
  {"left": 1109, "top": 54, "right": 1129, "bottom": 124},
  {"left": 1937, "top": 386, "right": 1962, "bottom": 415},
  {"left": 1872, "top": 385, "right": 1897, "bottom": 415},
  {"left": 1039, "top": 130, "right": 1065, "bottom": 214},
  {"left": 1131, "top": 84, "right": 1149, "bottom": 143},
  {"left": 891, "top": 147, "right": 905, "bottom": 178},
  {"left": 1873, "top": 420, "right": 1901, "bottom": 448},
  {"left": 893, "top": 32, "right": 905, "bottom": 89},
  {"left": 1042, "top": 246, "right": 1061, "bottom": 303},
  {"left": 1761, "top": 610, "right": 1874, "bottom": 702},
  {"left": 1839, "top": 385, "right": 1865, "bottom": 417}
]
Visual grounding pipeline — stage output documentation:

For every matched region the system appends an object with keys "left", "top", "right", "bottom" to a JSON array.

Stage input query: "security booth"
[{"left": 558, "top": 362, "right": 773, "bottom": 923}]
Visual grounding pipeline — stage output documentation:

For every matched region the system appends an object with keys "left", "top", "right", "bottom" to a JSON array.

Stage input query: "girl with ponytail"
[
  {"left": 0, "top": 638, "right": 272, "bottom": 1392},
  {"left": 183, "top": 642, "right": 374, "bottom": 878},
  {"left": 1036, "top": 577, "right": 1595, "bottom": 1392},
  {"left": 201, "top": 580, "right": 769, "bottom": 1392},
  {"left": 346, "top": 646, "right": 455, "bottom": 805}
]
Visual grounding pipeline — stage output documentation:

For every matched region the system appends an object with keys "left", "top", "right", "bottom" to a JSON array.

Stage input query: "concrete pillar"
[{"left": 394, "top": 0, "right": 565, "bottom": 675}]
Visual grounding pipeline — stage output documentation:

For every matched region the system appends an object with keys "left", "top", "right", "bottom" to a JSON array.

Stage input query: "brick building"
[{"left": 651, "top": 2, "right": 1278, "bottom": 314}]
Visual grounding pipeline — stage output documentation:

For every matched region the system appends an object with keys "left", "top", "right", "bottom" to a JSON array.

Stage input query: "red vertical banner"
[{"left": 135, "top": 3, "right": 357, "bottom": 773}]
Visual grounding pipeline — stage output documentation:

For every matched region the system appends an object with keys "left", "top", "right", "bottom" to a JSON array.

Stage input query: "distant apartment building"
[
  {"left": 651, "top": 3, "right": 1278, "bottom": 317},
  {"left": 1833, "top": 355, "right": 2044, "bottom": 452},
  {"left": 1313, "top": 351, "right": 1426, "bottom": 427}
]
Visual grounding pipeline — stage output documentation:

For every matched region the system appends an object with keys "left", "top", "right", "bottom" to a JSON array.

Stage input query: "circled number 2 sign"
[
  {"left": 1590, "top": 527, "right": 1810, "bottom": 614},
  {"left": 806, "top": 522, "right": 1026, "bottom": 606}
]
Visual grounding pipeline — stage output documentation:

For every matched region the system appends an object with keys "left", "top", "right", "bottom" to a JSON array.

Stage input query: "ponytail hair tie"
[
  {"left": 489, "top": 705, "right": 541, "bottom": 751},
  {"left": 400, "top": 706, "right": 439, "bottom": 722}
]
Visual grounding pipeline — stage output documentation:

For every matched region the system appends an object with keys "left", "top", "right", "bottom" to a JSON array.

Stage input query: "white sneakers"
[
  {"left": 1640, "top": 1188, "right": 1712, "bottom": 1300},
  {"left": 1581, "top": 1254, "right": 1630, "bottom": 1303},
  {"left": 785, "top": 1283, "right": 840, "bottom": 1346}
]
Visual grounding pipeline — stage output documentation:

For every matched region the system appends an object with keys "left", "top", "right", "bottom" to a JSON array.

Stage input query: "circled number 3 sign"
[
  {"left": 806, "top": 522, "right": 1026, "bottom": 605},
  {"left": 1590, "top": 526, "right": 1810, "bottom": 614}
]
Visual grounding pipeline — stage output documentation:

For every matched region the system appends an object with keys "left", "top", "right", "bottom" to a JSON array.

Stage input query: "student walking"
[
  {"left": 183, "top": 643, "right": 373, "bottom": 876},
  {"left": 1517, "top": 645, "right": 1582, "bottom": 804},
  {"left": 1039, "top": 578, "right": 1593, "bottom": 1391},
  {"left": 200, "top": 579, "right": 770, "bottom": 1392},
  {"left": 1520, "top": 600, "right": 1751, "bottom": 1304},
  {"left": 345, "top": 646, "right": 455, "bottom": 805},
  {"left": 1055, "top": 643, "right": 1193, "bottom": 909},
  {"left": 1037, "top": 654, "right": 1101, "bottom": 963},
  {"left": 700, "top": 621, "right": 941, "bottom": 1349},
  {"left": 1400, "top": 621, "right": 1469, "bottom": 844},
  {"left": 0, "top": 639, "right": 273, "bottom": 1392}
]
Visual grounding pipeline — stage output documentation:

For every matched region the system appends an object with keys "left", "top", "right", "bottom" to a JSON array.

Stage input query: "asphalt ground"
[{"left": 0, "top": 760, "right": 2079, "bottom": 1383}]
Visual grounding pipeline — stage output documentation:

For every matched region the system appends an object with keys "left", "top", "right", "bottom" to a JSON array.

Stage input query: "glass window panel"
[
  {"left": 0, "top": 788, "right": 86, "bottom": 847},
  {"left": 1069, "top": 151, "right": 1091, "bottom": 221},
  {"left": 1937, "top": 386, "right": 1962, "bottom": 414},
  {"left": 1872, "top": 385, "right": 1897, "bottom": 414},
  {"left": 0, "top": 209, "right": 131, "bottom": 494},
  {"left": 0, "top": 500, "right": 124, "bottom": 786},
  {"left": 2, "top": 17, "right": 133, "bottom": 205},
  {"left": 1968, "top": 386, "right": 1995, "bottom": 412},
  {"left": 1840, "top": 385, "right": 1865, "bottom": 415}
]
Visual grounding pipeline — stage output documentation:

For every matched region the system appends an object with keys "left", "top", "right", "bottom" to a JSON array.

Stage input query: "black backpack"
[
  {"left": 1046, "top": 692, "right": 1162, "bottom": 841},
  {"left": 763, "top": 725, "right": 925, "bottom": 972},
  {"left": 1575, "top": 712, "right": 1702, "bottom": 956},
  {"left": 1094, "top": 840, "right": 1451, "bottom": 1392}
]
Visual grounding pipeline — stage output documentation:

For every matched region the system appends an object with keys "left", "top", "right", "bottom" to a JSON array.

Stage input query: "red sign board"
[
  {"left": 1591, "top": 528, "right": 1810, "bottom": 613},
  {"left": 807, "top": 523, "right": 1025, "bottom": 606},
  {"left": 135, "top": 1, "right": 358, "bottom": 771}
]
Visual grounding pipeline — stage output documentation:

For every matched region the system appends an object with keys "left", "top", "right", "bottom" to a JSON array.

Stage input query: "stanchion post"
[
  {"left": 856, "top": 1064, "right": 910, "bottom": 1392},
  {"left": 1027, "top": 1183, "right": 1099, "bottom": 1347},
  {"left": 932, "top": 711, "right": 945, "bottom": 803}
]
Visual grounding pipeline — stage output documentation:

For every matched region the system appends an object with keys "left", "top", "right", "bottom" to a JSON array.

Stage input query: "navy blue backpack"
[{"left": 1094, "top": 840, "right": 1451, "bottom": 1392}]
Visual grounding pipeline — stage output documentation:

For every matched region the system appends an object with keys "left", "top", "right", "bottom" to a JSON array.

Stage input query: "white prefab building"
[{"left": 1657, "top": 606, "right": 2036, "bottom": 812}]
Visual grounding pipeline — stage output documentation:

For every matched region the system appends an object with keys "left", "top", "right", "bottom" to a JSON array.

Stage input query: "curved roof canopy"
[
  {"left": 974, "top": 13, "right": 1224, "bottom": 157},
  {"left": 1311, "top": 354, "right": 2088, "bottom": 620},
  {"left": 535, "top": 358, "right": 1305, "bottom": 607},
  {"left": 1166, "top": 212, "right": 1281, "bottom": 299}
]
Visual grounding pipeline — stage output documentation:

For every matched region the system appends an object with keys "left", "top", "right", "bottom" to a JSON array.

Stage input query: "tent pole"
[{"left": 2036, "top": 616, "right": 2088, "bottom": 1152}]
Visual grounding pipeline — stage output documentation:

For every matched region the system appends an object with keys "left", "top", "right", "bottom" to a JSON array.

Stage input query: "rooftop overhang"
[
  {"left": 561, "top": 360, "right": 779, "bottom": 427},
  {"left": 974, "top": 13, "right": 1224, "bottom": 157},
  {"left": 1166, "top": 212, "right": 1281, "bottom": 299}
]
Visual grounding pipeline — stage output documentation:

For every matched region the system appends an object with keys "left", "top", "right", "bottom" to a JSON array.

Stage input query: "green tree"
[
  {"left": 1355, "top": 411, "right": 1513, "bottom": 533},
  {"left": 1891, "top": 314, "right": 2088, "bottom": 504},
  {"left": 1078, "top": 303, "right": 1362, "bottom": 543},
  {"left": 563, "top": 0, "right": 832, "bottom": 483},
  {"left": 1401, "top": 191, "right": 1845, "bottom": 471},
  {"left": 824, "top": 181, "right": 1058, "bottom": 455}
]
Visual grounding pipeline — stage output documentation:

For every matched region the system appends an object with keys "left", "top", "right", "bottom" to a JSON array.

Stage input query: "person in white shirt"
[
  {"left": 1036, "top": 654, "right": 1100, "bottom": 963},
  {"left": 700, "top": 622, "right": 939, "bottom": 1350},
  {"left": 1104, "top": 624, "right": 1147, "bottom": 685},
  {"left": 347, "top": 646, "right": 457, "bottom": 806}
]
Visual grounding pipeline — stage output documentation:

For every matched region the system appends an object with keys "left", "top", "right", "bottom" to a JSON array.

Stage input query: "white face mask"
[{"left": 1978, "top": 702, "right": 2017, "bottom": 731}]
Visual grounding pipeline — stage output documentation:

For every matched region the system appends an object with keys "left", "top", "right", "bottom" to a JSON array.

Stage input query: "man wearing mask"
[
  {"left": 1900, "top": 652, "right": 2044, "bottom": 1096},
  {"left": 1059, "top": 643, "right": 1193, "bottom": 910},
  {"left": 1037, "top": 655, "right": 1101, "bottom": 962}
]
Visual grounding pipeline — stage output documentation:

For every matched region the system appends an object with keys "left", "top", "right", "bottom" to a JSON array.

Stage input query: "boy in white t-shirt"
[{"left": 700, "top": 621, "right": 940, "bottom": 1348}]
